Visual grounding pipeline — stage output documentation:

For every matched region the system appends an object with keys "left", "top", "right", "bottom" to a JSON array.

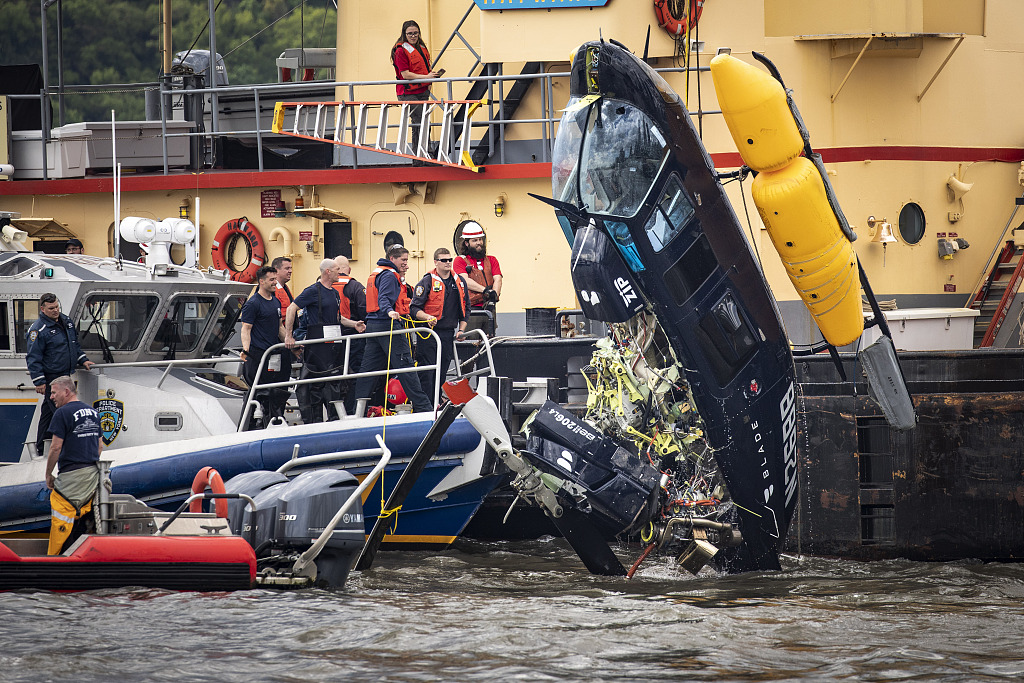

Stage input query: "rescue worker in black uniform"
[
  {"left": 26, "top": 293, "right": 95, "bottom": 457},
  {"left": 239, "top": 265, "right": 290, "bottom": 429},
  {"left": 285, "top": 259, "right": 366, "bottom": 423},
  {"left": 410, "top": 247, "right": 469, "bottom": 400}
]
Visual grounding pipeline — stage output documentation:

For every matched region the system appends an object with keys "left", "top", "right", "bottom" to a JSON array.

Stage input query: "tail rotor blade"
[
  {"left": 550, "top": 506, "right": 627, "bottom": 576},
  {"left": 354, "top": 403, "right": 462, "bottom": 571}
]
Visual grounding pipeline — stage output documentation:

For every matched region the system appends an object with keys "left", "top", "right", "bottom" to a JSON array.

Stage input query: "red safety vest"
[
  {"left": 366, "top": 264, "right": 411, "bottom": 315},
  {"left": 392, "top": 42, "right": 431, "bottom": 95},
  {"left": 274, "top": 284, "right": 293, "bottom": 318},
  {"left": 332, "top": 276, "right": 353, "bottom": 319},
  {"left": 422, "top": 270, "right": 467, "bottom": 318},
  {"left": 460, "top": 256, "right": 495, "bottom": 307}
]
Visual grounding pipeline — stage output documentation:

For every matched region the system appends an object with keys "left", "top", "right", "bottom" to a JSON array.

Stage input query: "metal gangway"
[{"left": 271, "top": 98, "right": 488, "bottom": 171}]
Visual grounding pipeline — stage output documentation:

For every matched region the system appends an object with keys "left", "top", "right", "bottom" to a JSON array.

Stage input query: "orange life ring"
[
  {"left": 654, "top": 0, "right": 704, "bottom": 37},
  {"left": 190, "top": 466, "right": 229, "bottom": 518},
  {"left": 211, "top": 217, "right": 266, "bottom": 283}
]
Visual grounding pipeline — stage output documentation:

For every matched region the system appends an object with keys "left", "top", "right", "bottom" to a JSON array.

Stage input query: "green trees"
[{"left": 0, "top": 0, "right": 336, "bottom": 122}]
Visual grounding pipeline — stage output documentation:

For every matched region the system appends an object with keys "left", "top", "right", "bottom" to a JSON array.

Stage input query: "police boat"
[{"left": 0, "top": 223, "right": 501, "bottom": 551}]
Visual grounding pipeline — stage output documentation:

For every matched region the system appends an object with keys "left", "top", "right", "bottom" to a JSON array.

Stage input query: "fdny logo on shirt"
[
  {"left": 93, "top": 398, "right": 125, "bottom": 446},
  {"left": 432, "top": 280, "right": 444, "bottom": 292}
]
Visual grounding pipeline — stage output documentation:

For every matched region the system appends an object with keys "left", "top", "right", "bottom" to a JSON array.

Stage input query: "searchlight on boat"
[{"left": 119, "top": 215, "right": 199, "bottom": 273}]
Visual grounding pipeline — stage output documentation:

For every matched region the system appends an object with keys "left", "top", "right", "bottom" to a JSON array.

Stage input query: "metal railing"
[
  {"left": 12, "top": 64, "right": 713, "bottom": 179},
  {"left": 240, "top": 326, "right": 496, "bottom": 431}
]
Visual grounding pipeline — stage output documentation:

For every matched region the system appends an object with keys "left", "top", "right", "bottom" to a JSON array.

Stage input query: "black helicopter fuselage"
[{"left": 552, "top": 41, "right": 798, "bottom": 570}]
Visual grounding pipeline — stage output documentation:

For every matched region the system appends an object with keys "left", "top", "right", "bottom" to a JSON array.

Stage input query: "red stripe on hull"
[{"left": 4, "top": 147, "right": 1021, "bottom": 196}]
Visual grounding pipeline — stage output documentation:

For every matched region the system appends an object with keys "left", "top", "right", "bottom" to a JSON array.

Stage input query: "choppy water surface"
[{"left": 2, "top": 539, "right": 1023, "bottom": 682}]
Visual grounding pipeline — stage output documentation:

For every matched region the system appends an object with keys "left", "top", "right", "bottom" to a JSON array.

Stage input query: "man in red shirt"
[{"left": 453, "top": 220, "right": 501, "bottom": 335}]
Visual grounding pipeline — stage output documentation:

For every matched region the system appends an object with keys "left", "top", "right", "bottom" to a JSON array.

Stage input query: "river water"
[{"left": 2, "top": 538, "right": 1022, "bottom": 682}]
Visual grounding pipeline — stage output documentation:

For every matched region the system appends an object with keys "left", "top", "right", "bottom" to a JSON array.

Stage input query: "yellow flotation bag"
[
  {"left": 710, "top": 53, "right": 864, "bottom": 347},
  {"left": 709, "top": 54, "right": 804, "bottom": 173},
  {"left": 752, "top": 157, "right": 863, "bottom": 346},
  {"left": 48, "top": 488, "right": 93, "bottom": 555}
]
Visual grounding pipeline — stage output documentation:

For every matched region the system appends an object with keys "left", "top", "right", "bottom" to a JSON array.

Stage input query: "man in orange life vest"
[
  {"left": 453, "top": 220, "right": 501, "bottom": 334},
  {"left": 331, "top": 255, "right": 367, "bottom": 416},
  {"left": 411, "top": 247, "right": 470, "bottom": 398},
  {"left": 354, "top": 245, "right": 432, "bottom": 413},
  {"left": 272, "top": 256, "right": 294, "bottom": 318}
]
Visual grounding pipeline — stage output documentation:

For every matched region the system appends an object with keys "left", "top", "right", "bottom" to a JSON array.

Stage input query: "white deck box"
[
  {"left": 861, "top": 308, "right": 979, "bottom": 351},
  {"left": 61, "top": 120, "right": 195, "bottom": 170},
  {"left": 11, "top": 127, "right": 91, "bottom": 179}
]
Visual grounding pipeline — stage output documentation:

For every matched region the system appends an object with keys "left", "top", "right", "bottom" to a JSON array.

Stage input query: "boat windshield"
[
  {"left": 552, "top": 98, "right": 669, "bottom": 218},
  {"left": 78, "top": 294, "right": 160, "bottom": 352},
  {"left": 552, "top": 97, "right": 586, "bottom": 205},
  {"left": 150, "top": 294, "right": 220, "bottom": 356},
  {"left": 203, "top": 294, "right": 246, "bottom": 356}
]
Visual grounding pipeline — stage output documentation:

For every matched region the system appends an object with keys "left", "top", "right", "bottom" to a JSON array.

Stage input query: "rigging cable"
[
  {"left": 222, "top": 1, "right": 316, "bottom": 60},
  {"left": 736, "top": 168, "right": 761, "bottom": 264},
  {"left": 175, "top": 0, "right": 226, "bottom": 72}
]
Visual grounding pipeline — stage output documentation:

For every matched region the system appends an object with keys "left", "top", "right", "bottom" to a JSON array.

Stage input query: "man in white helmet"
[{"left": 453, "top": 219, "right": 502, "bottom": 334}]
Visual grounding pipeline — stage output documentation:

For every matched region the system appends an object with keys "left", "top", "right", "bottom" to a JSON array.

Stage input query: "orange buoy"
[
  {"left": 211, "top": 217, "right": 266, "bottom": 283},
  {"left": 653, "top": 0, "right": 704, "bottom": 37},
  {"left": 189, "top": 466, "right": 229, "bottom": 518}
]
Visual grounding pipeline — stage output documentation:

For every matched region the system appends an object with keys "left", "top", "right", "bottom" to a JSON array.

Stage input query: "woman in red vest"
[{"left": 390, "top": 20, "right": 440, "bottom": 156}]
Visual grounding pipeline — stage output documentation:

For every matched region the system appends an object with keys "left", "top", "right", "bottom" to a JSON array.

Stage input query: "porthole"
[{"left": 898, "top": 202, "right": 926, "bottom": 245}]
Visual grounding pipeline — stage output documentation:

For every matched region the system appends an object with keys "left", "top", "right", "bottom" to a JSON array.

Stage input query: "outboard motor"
[
  {"left": 240, "top": 469, "right": 365, "bottom": 588},
  {"left": 223, "top": 470, "right": 289, "bottom": 538},
  {"left": 523, "top": 401, "right": 661, "bottom": 535}
]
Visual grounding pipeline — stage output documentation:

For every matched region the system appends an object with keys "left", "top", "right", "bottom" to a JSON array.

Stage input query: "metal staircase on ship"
[
  {"left": 271, "top": 4, "right": 540, "bottom": 170},
  {"left": 968, "top": 193, "right": 1024, "bottom": 347}
]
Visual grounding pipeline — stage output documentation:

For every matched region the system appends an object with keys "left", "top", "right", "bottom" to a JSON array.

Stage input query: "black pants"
[
  {"left": 35, "top": 376, "right": 58, "bottom": 456},
  {"left": 399, "top": 92, "right": 430, "bottom": 155},
  {"left": 341, "top": 335, "right": 365, "bottom": 417},
  {"left": 354, "top": 320, "right": 432, "bottom": 413},
  {"left": 297, "top": 341, "right": 346, "bottom": 423},
  {"left": 242, "top": 349, "right": 290, "bottom": 429},
  {"left": 416, "top": 328, "right": 456, "bottom": 403}
]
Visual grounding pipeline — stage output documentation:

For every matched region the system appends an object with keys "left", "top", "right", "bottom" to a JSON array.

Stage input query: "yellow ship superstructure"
[{"left": 2, "top": 0, "right": 1022, "bottom": 344}]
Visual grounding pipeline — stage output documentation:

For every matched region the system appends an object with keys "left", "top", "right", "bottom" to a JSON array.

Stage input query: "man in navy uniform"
[
  {"left": 354, "top": 245, "right": 432, "bottom": 413},
  {"left": 285, "top": 259, "right": 366, "bottom": 422},
  {"left": 411, "top": 247, "right": 469, "bottom": 399},
  {"left": 240, "top": 266, "right": 290, "bottom": 429},
  {"left": 26, "top": 293, "right": 95, "bottom": 457}
]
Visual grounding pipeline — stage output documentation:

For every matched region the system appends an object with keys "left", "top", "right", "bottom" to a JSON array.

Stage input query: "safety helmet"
[
  {"left": 454, "top": 219, "right": 486, "bottom": 256},
  {"left": 460, "top": 221, "right": 485, "bottom": 239},
  {"left": 386, "top": 377, "right": 408, "bottom": 405}
]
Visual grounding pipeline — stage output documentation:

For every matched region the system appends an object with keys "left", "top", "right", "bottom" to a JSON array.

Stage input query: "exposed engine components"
[{"left": 516, "top": 312, "right": 742, "bottom": 576}]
